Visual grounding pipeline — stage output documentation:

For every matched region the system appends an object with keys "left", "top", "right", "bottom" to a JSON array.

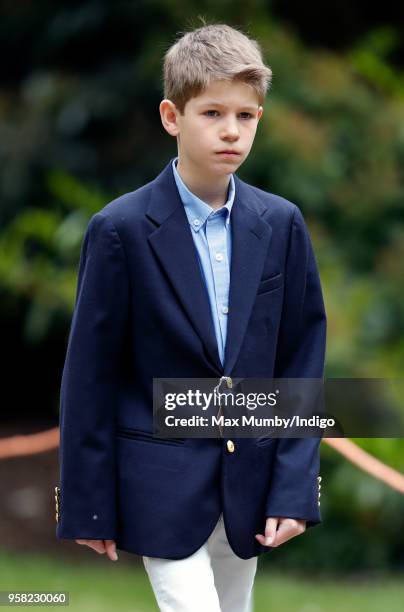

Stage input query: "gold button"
[
  {"left": 55, "top": 486, "right": 60, "bottom": 520},
  {"left": 226, "top": 377, "right": 233, "bottom": 389},
  {"left": 227, "top": 440, "right": 235, "bottom": 453}
]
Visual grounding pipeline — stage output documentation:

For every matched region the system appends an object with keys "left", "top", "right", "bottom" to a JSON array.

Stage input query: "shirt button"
[
  {"left": 222, "top": 305, "right": 229, "bottom": 314},
  {"left": 215, "top": 253, "right": 224, "bottom": 262},
  {"left": 193, "top": 219, "right": 201, "bottom": 226}
]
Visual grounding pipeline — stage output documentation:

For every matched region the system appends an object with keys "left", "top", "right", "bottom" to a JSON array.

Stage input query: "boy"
[{"left": 55, "top": 23, "right": 325, "bottom": 612}]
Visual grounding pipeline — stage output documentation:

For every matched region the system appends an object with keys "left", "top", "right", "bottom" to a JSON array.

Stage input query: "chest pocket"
[{"left": 256, "top": 272, "right": 283, "bottom": 295}]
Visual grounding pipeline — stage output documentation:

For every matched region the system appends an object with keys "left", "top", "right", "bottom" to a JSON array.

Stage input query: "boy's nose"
[{"left": 220, "top": 120, "right": 239, "bottom": 138}]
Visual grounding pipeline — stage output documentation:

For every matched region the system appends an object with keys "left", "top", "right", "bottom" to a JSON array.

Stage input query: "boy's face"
[{"left": 160, "top": 79, "right": 263, "bottom": 178}]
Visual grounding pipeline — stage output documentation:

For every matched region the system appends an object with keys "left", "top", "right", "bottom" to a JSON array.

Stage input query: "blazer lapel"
[
  {"left": 146, "top": 160, "right": 223, "bottom": 374},
  {"left": 223, "top": 175, "right": 273, "bottom": 375}
]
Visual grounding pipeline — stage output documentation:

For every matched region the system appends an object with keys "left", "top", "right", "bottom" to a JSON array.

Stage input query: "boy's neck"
[{"left": 176, "top": 157, "right": 231, "bottom": 211}]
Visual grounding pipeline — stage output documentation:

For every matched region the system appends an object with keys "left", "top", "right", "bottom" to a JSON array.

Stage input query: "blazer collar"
[{"left": 146, "top": 158, "right": 273, "bottom": 376}]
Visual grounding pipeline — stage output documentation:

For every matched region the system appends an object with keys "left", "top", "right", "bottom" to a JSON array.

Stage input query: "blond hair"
[{"left": 163, "top": 21, "right": 273, "bottom": 114}]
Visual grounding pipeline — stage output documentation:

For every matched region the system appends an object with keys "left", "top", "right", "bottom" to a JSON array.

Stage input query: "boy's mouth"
[{"left": 216, "top": 150, "right": 241, "bottom": 156}]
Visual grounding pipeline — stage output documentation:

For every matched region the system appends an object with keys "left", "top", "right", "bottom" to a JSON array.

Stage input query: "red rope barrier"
[
  {"left": 325, "top": 438, "right": 404, "bottom": 493},
  {"left": 0, "top": 428, "right": 59, "bottom": 458}
]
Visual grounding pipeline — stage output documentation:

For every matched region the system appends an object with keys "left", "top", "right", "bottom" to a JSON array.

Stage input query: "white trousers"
[{"left": 142, "top": 513, "right": 257, "bottom": 612}]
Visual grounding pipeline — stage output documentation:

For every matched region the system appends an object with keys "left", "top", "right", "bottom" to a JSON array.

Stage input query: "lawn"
[{"left": 0, "top": 551, "right": 403, "bottom": 611}]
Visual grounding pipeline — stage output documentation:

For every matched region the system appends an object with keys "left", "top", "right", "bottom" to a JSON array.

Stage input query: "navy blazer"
[{"left": 55, "top": 157, "right": 326, "bottom": 560}]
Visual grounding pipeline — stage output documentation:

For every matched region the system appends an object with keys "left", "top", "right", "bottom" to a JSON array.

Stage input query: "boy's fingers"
[
  {"left": 265, "top": 518, "right": 306, "bottom": 548},
  {"left": 264, "top": 517, "right": 279, "bottom": 545},
  {"left": 105, "top": 539, "right": 118, "bottom": 561},
  {"left": 91, "top": 541, "right": 107, "bottom": 555},
  {"left": 270, "top": 520, "right": 296, "bottom": 547},
  {"left": 75, "top": 539, "right": 106, "bottom": 554},
  {"left": 254, "top": 517, "right": 279, "bottom": 547}
]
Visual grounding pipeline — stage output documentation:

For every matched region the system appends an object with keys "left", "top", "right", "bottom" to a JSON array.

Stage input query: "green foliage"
[{"left": 0, "top": 171, "right": 109, "bottom": 341}]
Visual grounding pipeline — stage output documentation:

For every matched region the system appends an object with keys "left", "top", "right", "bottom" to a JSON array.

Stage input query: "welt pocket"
[
  {"left": 255, "top": 436, "right": 277, "bottom": 447},
  {"left": 257, "top": 272, "right": 283, "bottom": 295},
  {"left": 115, "top": 427, "right": 186, "bottom": 446}
]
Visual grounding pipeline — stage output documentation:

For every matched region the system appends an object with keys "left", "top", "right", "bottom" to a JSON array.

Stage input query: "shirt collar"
[{"left": 171, "top": 156, "right": 235, "bottom": 232}]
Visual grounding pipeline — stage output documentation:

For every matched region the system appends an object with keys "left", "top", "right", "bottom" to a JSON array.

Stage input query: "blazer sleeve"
[
  {"left": 56, "top": 212, "right": 130, "bottom": 540},
  {"left": 265, "top": 205, "right": 327, "bottom": 528}
]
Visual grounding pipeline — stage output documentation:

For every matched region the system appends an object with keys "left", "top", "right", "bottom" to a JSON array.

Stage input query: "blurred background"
[{"left": 0, "top": 1, "right": 403, "bottom": 610}]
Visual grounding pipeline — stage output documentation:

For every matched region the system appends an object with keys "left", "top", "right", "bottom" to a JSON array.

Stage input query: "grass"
[
  {"left": 0, "top": 551, "right": 403, "bottom": 611},
  {"left": 254, "top": 566, "right": 404, "bottom": 612}
]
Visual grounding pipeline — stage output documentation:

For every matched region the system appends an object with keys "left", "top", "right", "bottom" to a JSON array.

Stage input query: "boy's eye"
[{"left": 203, "top": 110, "right": 253, "bottom": 119}]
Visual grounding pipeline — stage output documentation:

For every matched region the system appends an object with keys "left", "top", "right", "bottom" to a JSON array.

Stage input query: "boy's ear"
[{"left": 159, "top": 99, "right": 180, "bottom": 137}]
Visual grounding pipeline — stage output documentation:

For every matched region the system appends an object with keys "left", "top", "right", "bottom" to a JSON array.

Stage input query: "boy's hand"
[
  {"left": 255, "top": 517, "right": 306, "bottom": 548},
  {"left": 75, "top": 539, "right": 118, "bottom": 561}
]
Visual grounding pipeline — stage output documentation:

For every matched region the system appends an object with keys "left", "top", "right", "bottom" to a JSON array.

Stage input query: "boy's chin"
[{"left": 208, "top": 156, "right": 242, "bottom": 173}]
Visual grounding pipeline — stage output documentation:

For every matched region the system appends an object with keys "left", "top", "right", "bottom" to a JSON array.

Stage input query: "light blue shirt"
[{"left": 172, "top": 156, "right": 235, "bottom": 366}]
